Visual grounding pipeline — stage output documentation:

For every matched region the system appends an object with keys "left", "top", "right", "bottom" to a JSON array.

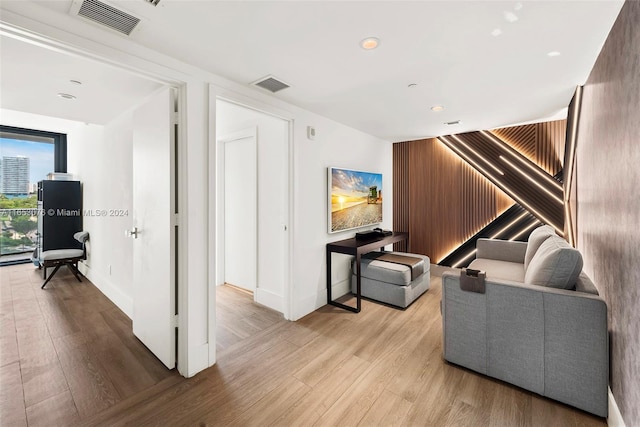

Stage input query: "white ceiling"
[
  {"left": 0, "top": 0, "right": 624, "bottom": 141},
  {"left": 0, "top": 35, "right": 163, "bottom": 125}
]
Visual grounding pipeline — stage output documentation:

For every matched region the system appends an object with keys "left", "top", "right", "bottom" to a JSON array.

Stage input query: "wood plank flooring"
[{"left": 1, "top": 263, "right": 606, "bottom": 426}]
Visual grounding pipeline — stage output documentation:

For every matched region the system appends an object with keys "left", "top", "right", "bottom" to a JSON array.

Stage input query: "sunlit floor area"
[{"left": 1, "top": 263, "right": 606, "bottom": 426}]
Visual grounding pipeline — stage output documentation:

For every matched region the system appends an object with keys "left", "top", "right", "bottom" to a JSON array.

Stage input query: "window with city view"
[{"left": 0, "top": 126, "right": 64, "bottom": 263}]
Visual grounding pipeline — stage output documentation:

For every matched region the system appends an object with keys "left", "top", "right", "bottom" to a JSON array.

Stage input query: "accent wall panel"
[
  {"left": 392, "top": 142, "right": 409, "bottom": 252},
  {"left": 394, "top": 119, "right": 566, "bottom": 264},
  {"left": 405, "top": 138, "right": 512, "bottom": 262},
  {"left": 491, "top": 119, "right": 566, "bottom": 176}
]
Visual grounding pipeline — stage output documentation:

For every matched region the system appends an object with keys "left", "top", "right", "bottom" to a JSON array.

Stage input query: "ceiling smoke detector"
[
  {"left": 251, "top": 75, "right": 290, "bottom": 93},
  {"left": 70, "top": 0, "right": 141, "bottom": 36}
]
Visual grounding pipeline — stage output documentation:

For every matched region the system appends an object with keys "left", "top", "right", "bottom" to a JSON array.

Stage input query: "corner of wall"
[
  {"left": 609, "top": 387, "right": 627, "bottom": 427},
  {"left": 79, "top": 262, "right": 133, "bottom": 317}
]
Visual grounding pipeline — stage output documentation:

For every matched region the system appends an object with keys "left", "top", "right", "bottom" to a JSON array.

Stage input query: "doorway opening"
[{"left": 214, "top": 98, "right": 291, "bottom": 351}]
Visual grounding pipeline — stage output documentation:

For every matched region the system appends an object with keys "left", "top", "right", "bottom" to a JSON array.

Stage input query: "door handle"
[{"left": 125, "top": 227, "right": 140, "bottom": 239}]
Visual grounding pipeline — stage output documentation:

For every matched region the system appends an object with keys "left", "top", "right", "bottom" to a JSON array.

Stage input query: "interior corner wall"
[{"left": 573, "top": 1, "right": 640, "bottom": 425}]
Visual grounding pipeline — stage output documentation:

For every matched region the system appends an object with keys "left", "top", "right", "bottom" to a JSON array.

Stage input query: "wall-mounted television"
[{"left": 328, "top": 167, "right": 383, "bottom": 233}]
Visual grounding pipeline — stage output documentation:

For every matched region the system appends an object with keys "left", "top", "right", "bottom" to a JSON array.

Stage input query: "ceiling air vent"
[
  {"left": 252, "top": 76, "right": 290, "bottom": 93},
  {"left": 72, "top": 0, "right": 141, "bottom": 36}
]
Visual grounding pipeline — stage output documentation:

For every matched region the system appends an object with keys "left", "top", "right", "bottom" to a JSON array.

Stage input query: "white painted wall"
[
  {"left": 214, "top": 99, "right": 393, "bottom": 320},
  {"left": 290, "top": 114, "right": 393, "bottom": 320},
  {"left": 74, "top": 111, "right": 134, "bottom": 316},
  {"left": 216, "top": 101, "right": 289, "bottom": 313}
]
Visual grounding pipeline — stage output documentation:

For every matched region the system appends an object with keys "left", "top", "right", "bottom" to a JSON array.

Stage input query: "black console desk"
[{"left": 326, "top": 232, "right": 408, "bottom": 313}]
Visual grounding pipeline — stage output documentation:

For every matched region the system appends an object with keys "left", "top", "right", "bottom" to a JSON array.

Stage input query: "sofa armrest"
[
  {"left": 441, "top": 271, "right": 608, "bottom": 417},
  {"left": 476, "top": 238, "right": 527, "bottom": 263}
]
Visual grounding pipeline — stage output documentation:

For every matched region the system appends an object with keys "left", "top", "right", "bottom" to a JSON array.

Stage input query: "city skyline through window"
[
  {"left": 1, "top": 137, "right": 55, "bottom": 196},
  {"left": 1, "top": 132, "right": 56, "bottom": 262}
]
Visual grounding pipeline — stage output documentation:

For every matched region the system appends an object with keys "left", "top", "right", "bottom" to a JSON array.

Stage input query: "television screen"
[{"left": 328, "top": 167, "right": 383, "bottom": 233}]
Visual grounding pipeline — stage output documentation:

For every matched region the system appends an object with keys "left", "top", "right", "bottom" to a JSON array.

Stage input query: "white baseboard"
[
  {"left": 608, "top": 387, "right": 626, "bottom": 427},
  {"left": 182, "top": 342, "right": 209, "bottom": 378},
  {"left": 256, "top": 288, "right": 283, "bottom": 313},
  {"left": 291, "top": 278, "right": 352, "bottom": 321},
  {"left": 78, "top": 262, "right": 133, "bottom": 318},
  {"left": 331, "top": 278, "right": 351, "bottom": 299},
  {"left": 293, "top": 292, "right": 320, "bottom": 321}
]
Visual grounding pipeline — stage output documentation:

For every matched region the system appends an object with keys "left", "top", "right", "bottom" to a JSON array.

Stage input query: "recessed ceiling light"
[
  {"left": 69, "top": 80, "right": 82, "bottom": 85},
  {"left": 431, "top": 105, "right": 445, "bottom": 112},
  {"left": 360, "top": 37, "right": 380, "bottom": 50},
  {"left": 503, "top": 11, "right": 519, "bottom": 23},
  {"left": 491, "top": 28, "right": 503, "bottom": 37},
  {"left": 547, "top": 51, "right": 561, "bottom": 57},
  {"left": 57, "top": 93, "right": 76, "bottom": 100}
]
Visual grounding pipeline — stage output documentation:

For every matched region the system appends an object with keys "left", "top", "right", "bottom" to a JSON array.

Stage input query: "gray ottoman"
[{"left": 351, "top": 251, "right": 430, "bottom": 308}]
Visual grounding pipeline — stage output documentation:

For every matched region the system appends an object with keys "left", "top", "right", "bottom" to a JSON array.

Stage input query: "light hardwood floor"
[{"left": 1, "top": 262, "right": 606, "bottom": 426}]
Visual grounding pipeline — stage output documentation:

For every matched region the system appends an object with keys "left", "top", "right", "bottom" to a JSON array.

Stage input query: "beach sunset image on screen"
[{"left": 329, "top": 167, "right": 382, "bottom": 233}]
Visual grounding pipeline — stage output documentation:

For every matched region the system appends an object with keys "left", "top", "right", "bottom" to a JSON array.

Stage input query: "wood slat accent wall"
[
  {"left": 401, "top": 138, "right": 512, "bottom": 262},
  {"left": 392, "top": 142, "right": 409, "bottom": 252},
  {"left": 394, "top": 120, "right": 566, "bottom": 262},
  {"left": 491, "top": 119, "right": 567, "bottom": 176}
]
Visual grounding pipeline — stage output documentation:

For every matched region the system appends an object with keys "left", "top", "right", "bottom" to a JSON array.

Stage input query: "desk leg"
[
  {"left": 326, "top": 247, "right": 332, "bottom": 305},
  {"left": 326, "top": 249, "right": 360, "bottom": 313},
  {"left": 355, "top": 253, "right": 362, "bottom": 312}
]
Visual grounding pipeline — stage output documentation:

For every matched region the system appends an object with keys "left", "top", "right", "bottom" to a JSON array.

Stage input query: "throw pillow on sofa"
[
  {"left": 524, "top": 235, "right": 583, "bottom": 289},
  {"left": 524, "top": 224, "right": 556, "bottom": 270}
]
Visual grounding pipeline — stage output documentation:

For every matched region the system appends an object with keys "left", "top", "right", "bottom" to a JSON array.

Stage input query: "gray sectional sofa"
[{"left": 441, "top": 225, "right": 609, "bottom": 417}]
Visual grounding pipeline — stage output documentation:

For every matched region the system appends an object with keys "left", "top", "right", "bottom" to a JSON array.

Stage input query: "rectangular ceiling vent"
[
  {"left": 71, "top": 0, "right": 141, "bottom": 36},
  {"left": 252, "top": 76, "right": 290, "bottom": 93}
]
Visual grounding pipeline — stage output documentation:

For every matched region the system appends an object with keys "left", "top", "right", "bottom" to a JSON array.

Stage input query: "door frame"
[
  {"left": 0, "top": 22, "right": 190, "bottom": 374},
  {"left": 217, "top": 127, "right": 258, "bottom": 296},
  {"left": 208, "top": 86, "right": 294, "bottom": 365}
]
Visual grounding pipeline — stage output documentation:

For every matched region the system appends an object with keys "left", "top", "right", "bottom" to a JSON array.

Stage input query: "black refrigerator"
[{"left": 37, "top": 180, "right": 82, "bottom": 255}]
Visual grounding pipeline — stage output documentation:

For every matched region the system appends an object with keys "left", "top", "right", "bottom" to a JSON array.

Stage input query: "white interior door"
[
  {"left": 131, "top": 87, "right": 176, "bottom": 369},
  {"left": 223, "top": 133, "right": 257, "bottom": 292}
]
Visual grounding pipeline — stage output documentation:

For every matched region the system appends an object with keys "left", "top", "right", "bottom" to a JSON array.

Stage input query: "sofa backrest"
[
  {"left": 524, "top": 235, "right": 584, "bottom": 289},
  {"left": 524, "top": 225, "right": 556, "bottom": 270}
]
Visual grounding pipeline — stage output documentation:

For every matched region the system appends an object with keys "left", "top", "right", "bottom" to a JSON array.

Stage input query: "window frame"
[{"left": 0, "top": 125, "right": 67, "bottom": 173}]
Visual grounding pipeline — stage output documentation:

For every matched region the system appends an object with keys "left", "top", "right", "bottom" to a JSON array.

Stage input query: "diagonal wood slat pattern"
[
  {"left": 438, "top": 131, "right": 564, "bottom": 233},
  {"left": 491, "top": 119, "right": 566, "bottom": 176},
  {"left": 393, "top": 120, "right": 566, "bottom": 263}
]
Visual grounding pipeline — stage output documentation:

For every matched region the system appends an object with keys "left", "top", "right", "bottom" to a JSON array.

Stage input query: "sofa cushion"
[
  {"left": 468, "top": 258, "right": 525, "bottom": 282},
  {"left": 524, "top": 236, "right": 583, "bottom": 289},
  {"left": 524, "top": 225, "right": 556, "bottom": 271}
]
